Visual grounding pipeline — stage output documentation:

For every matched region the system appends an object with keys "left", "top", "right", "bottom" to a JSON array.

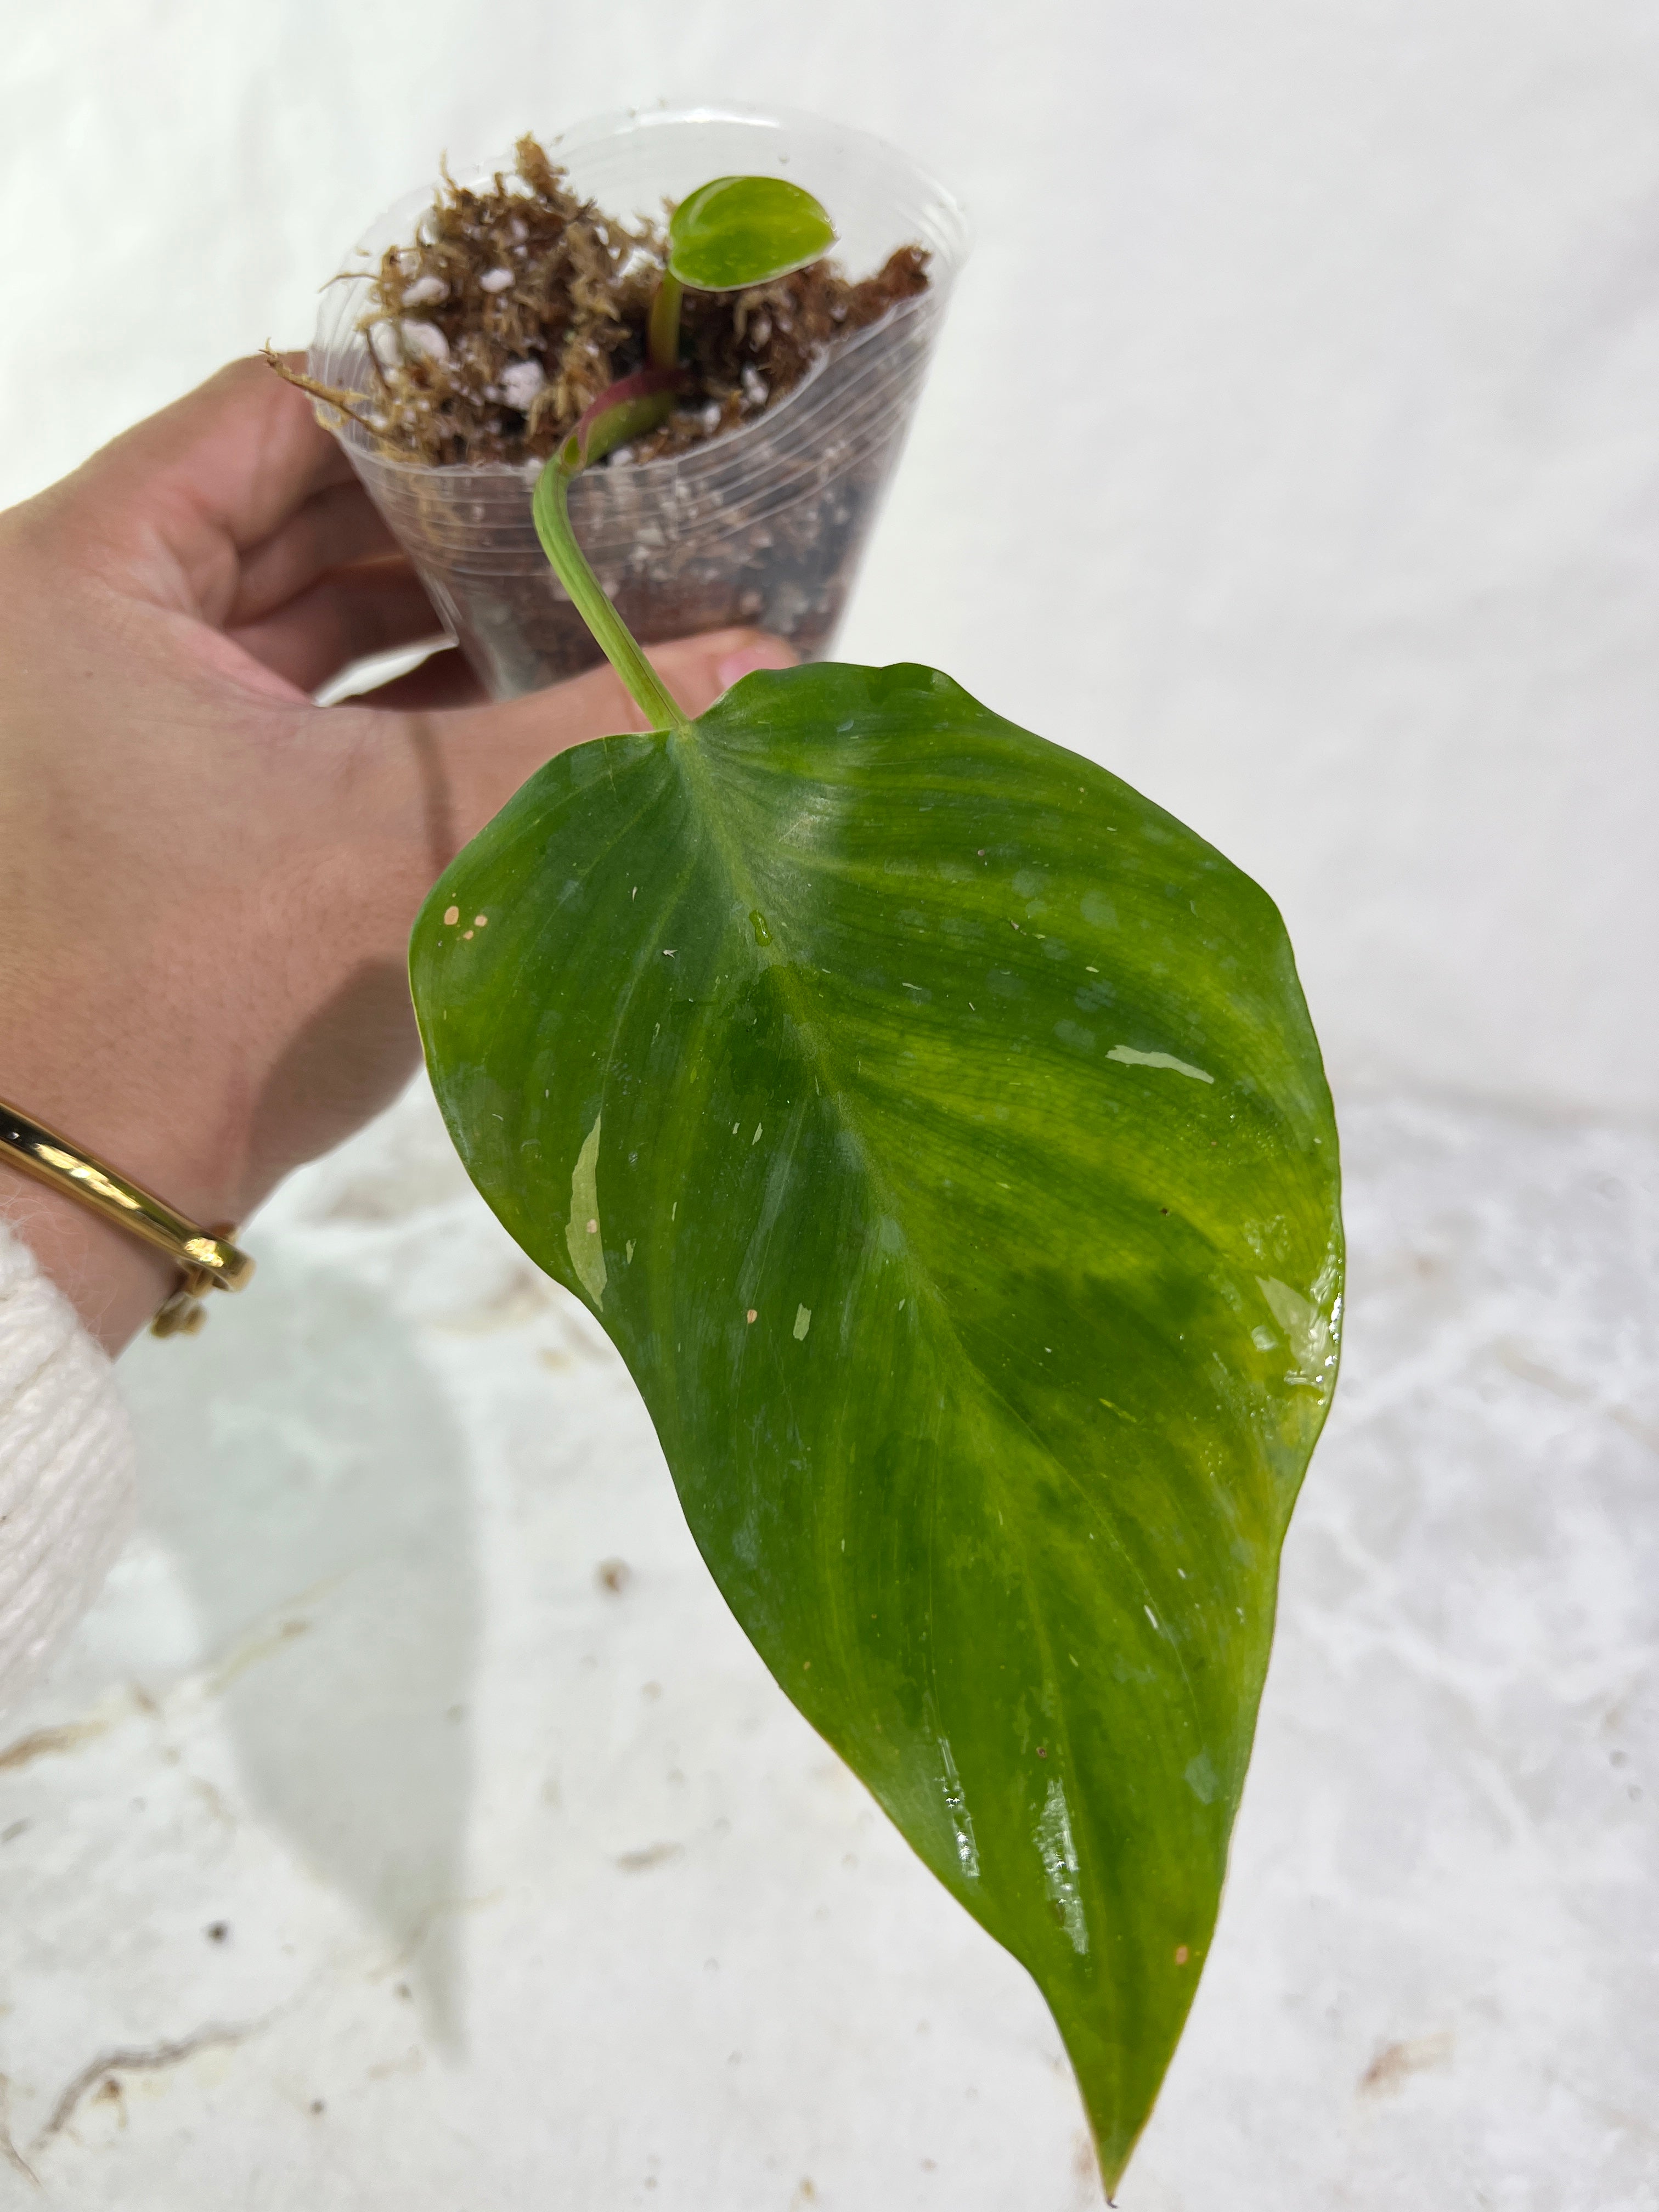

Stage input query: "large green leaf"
[{"left": 410, "top": 663, "right": 1341, "bottom": 2185}]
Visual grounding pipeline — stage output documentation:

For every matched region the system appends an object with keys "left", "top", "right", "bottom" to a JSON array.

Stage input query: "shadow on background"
[{"left": 119, "top": 1245, "right": 477, "bottom": 2048}]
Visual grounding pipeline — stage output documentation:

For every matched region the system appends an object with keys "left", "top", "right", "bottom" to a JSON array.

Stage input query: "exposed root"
[{"left": 261, "top": 346, "right": 382, "bottom": 437}]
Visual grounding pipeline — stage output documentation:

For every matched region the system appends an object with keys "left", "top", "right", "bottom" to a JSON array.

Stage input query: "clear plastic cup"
[{"left": 308, "top": 104, "right": 968, "bottom": 700}]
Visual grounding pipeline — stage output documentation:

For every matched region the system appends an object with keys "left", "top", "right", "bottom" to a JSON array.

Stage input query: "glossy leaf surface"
[
  {"left": 410, "top": 663, "right": 1342, "bottom": 2183},
  {"left": 667, "top": 173, "right": 836, "bottom": 289}
]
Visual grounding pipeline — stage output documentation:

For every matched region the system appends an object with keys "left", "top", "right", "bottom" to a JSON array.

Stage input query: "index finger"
[{"left": 69, "top": 355, "right": 357, "bottom": 614}]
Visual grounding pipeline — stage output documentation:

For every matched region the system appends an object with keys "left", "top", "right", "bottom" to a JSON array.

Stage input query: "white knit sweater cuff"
[{"left": 0, "top": 1218, "right": 136, "bottom": 1710}]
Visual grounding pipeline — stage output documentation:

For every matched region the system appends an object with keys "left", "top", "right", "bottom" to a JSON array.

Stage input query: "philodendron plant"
[{"left": 410, "top": 175, "right": 1342, "bottom": 2192}]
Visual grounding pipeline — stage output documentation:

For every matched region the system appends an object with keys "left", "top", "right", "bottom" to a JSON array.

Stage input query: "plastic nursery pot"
[{"left": 309, "top": 105, "right": 968, "bottom": 701}]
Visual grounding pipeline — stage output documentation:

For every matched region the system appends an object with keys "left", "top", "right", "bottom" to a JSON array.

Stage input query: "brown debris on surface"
[{"left": 325, "top": 134, "right": 929, "bottom": 467}]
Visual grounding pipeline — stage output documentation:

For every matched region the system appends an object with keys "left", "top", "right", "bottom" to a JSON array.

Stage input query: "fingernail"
[{"left": 716, "top": 640, "right": 794, "bottom": 692}]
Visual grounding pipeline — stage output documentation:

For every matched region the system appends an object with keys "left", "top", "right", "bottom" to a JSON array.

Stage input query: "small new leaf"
[{"left": 668, "top": 174, "right": 837, "bottom": 291}]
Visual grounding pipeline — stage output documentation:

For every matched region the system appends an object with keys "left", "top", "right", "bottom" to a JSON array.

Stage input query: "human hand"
[{"left": 0, "top": 357, "right": 792, "bottom": 1352}]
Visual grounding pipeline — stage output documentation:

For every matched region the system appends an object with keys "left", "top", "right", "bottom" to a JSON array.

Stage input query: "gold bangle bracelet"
[{"left": 0, "top": 1096, "right": 253, "bottom": 1339}]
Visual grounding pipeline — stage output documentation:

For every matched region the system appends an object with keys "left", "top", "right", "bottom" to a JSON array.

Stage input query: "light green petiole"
[{"left": 532, "top": 420, "right": 687, "bottom": 735}]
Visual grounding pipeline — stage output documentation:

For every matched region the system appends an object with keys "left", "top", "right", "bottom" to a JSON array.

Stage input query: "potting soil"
[{"left": 301, "top": 134, "right": 929, "bottom": 469}]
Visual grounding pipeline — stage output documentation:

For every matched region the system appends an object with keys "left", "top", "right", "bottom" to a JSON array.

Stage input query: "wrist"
[
  {"left": 0, "top": 944, "right": 250, "bottom": 1353},
  {"left": 0, "top": 979, "right": 242, "bottom": 1355},
  {"left": 0, "top": 1152, "right": 178, "bottom": 1355}
]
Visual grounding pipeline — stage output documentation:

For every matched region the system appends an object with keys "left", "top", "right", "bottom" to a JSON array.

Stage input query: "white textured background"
[{"left": 1, "top": 5, "right": 1655, "bottom": 2208}]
